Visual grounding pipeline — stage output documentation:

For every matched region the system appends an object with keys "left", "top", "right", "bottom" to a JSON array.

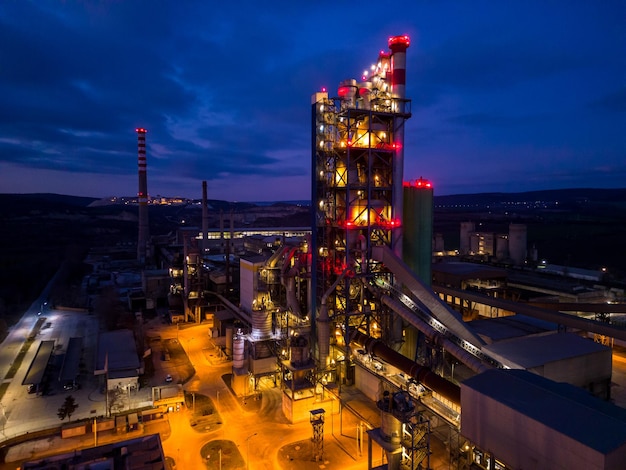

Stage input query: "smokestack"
[
  {"left": 388, "top": 35, "right": 409, "bottom": 100},
  {"left": 136, "top": 128, "right": 149, "bottom": 264},
  {"left": 388, "top": 35, "right": 410, "bottom": 257},
  {"left": 202, "top": 181, "right": 209, "bottom": 255}
]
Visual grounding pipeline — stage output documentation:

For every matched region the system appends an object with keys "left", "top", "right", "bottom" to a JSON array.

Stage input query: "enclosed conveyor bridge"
[{"left": 371, "top": 245, "right": 501, "bottom": 371}]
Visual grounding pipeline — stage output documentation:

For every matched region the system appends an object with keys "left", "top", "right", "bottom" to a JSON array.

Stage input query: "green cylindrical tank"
[{"left": 402, "top": 178, "right": 433, "bottom": 286}]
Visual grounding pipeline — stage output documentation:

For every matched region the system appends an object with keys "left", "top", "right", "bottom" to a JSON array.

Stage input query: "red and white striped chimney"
[
  {"left": 388, "top": 35, "right": 410, "bottom": 99},
  {"left": 136, "top": 128, "right": 149, "bottom": 264}
]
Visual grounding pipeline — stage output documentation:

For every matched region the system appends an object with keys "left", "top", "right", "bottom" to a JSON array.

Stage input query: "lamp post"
[{"left": 245, "top": 432, "right": 257, "bottom": 470}]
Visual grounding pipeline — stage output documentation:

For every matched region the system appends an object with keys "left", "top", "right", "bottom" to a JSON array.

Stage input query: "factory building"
[{"left": 462, "top": 369, "right": 626, "bottom": 470}]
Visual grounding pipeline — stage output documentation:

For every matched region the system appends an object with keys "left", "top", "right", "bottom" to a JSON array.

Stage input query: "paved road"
[{"left": 161, "top": 321, "right": 373, "bottom": 469}]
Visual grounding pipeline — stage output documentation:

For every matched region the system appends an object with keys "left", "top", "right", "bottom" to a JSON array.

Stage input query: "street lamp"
[{"left": 245, "top": 432, "right": 257, "bottom": 470}]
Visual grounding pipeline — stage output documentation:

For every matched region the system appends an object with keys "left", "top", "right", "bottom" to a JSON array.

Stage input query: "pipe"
[
  {"left": 351, "top": 329, "right": 461, "bottom": 407},
  {"left": 317, "top": 269, "right": 350, "bottom": 368},
  {"left": 281, "top": 247, "right": 302, "bottom": 317}
]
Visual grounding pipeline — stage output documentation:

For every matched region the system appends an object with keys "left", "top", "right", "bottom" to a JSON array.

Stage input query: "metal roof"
[
  {"left": 482, "top": 332, "right": 609, "bottom": 369},
  {"left": 462, "top": 369, "right": 626, "bottom": 454}
]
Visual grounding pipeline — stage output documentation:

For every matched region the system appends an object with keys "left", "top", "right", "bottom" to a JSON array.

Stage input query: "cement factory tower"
[
  {"left": 311, "top": 35, "right": 412, "bottom": 369},
  {"left": 136, "top": 128, "right": 150, "bottom": 264}
]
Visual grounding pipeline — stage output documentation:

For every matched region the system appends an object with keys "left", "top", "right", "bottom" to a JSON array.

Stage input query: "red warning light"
[
  {"left": 321, "top": 87, "right": 327, "bottom": 93},
  {"left": 388, "top": 35, "right": 411, "bottom": 48},
  {"left": 404, "top": 177, "right": 433, "bottom": 189},
  {"left": 338, "top": 86, "right": 350, "bottom": 97},
  {"left": 135, "top": 128, "right": 147, "bottom": 133},
  {"left": 381, "top": 218, "right": 402, "bottom": 229}
]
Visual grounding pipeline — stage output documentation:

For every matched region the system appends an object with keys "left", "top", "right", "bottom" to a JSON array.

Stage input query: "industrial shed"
[
  {"left": 95, "top": 329, "right": 141, "bottom": 393},
  {"left": 461, "top": 369, "right": 626, "bottom": 470},
  {"left": 481, "top": 332, "right": 612, "bottom": 399}
]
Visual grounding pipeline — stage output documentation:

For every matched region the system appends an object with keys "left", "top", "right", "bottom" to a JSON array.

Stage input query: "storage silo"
[
  {"left": 402, "top": 177, "right": 433, "bottom": 285},
  {"left": 460, "top": 221, "right": 475, "bottom": 255},
  {"left": 509, "top": 224, "right": 527, "bottom": 266}
]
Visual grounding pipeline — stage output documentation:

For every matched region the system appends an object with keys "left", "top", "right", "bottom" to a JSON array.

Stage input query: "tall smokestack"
[
  {"left": 388, "top": 35, "right": 410, "bottom": 257},
  {"left": 136, "top": 128, "right": 149, "bottom": 264},
  {"left": 202, "top": 181, "right": 209, "bottom": 255}
]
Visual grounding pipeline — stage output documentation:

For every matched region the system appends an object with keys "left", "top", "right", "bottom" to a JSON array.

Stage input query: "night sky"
[{"left": 1, "top": 2, "right": 624, "bottom": 202}]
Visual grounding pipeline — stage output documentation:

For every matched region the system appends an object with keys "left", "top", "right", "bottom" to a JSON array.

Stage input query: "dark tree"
[{"left": 57, "top": 395, "right": 79, "bottom": 422}]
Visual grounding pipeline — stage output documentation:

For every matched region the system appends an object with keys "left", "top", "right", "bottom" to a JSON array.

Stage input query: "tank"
[
  {"left": 251, "top": 310, "right": 272, "bottom": 340},
  {"left": 378, "top": 392, "right": 402, "bottom": 443},
  {"left": 233, "top": 330, "right": 245, "bottom": 369},
  {"left": 289, "top": 335, "right": 310, "bottom": 366},
  {"left": 402, "top": 180, "right": 434, "bottom": 285},
  {"left": 338, "top": 79, "right": 358, "bottom": 107}
]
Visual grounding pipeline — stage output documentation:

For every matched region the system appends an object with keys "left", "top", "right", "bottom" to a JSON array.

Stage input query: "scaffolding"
[
  {"left": 400, "top": 413, "right": 430, "bottom": 470},
  {"left": 312, "top": 88, "right": 412, "bottom": 369}
]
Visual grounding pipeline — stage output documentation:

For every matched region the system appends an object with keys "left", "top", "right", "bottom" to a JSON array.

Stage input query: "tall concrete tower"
[{"left": 136, "top": 128, "right": 149, "bottom": 264}]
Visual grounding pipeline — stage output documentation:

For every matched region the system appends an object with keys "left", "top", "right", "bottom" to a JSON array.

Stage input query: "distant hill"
[
  {"left": 434, "top": 188, "right": 626, "bottom": 207},
  {"left": 0, "top": 193, "right": 97, "bottom": 216}
]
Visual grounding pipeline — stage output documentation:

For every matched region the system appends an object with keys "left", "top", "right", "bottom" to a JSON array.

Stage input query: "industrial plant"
[
  {"left": 4, "top": 35, "right": 626, "bottom": 470},
  {"left": 148, "top": 35, "right": 625, "bottom": 469}
]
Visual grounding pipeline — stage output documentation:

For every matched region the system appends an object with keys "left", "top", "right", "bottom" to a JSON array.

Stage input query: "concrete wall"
[
  {"left": 281, "top": 391, "right": 334, "bottom": 424},
  {"left": 535, "top": 348, "right": 612, "bottom": 397},
  {"left": 239, "top": 259, "right": 257, "bottom": 313},
  {"left": 354, "top": 363, "right": 383, "bottom": 403}
]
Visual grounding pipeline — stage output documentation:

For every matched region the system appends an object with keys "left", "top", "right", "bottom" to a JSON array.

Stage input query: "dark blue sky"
[{"left": 1, "top": 2, "right": 624, "bottom": 202}]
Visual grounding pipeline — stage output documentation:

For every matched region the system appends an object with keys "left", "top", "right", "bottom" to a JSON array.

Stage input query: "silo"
[
  {"left": 460, "top": 222, "right": 475, "bottom": 255},
  {"left": 495, "top": 234, "right": 509, "bottom": 260},
  {"left": 509, "top": 224, "right": 527, "bottom": 266},
  {"left": 402, "top": 178, "right": 433, "bottom": 285},
  {"left": 233, "top": 330, "right": 245, "bottom": 369}
]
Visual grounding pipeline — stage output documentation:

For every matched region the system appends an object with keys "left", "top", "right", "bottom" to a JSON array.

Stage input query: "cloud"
[
  {"left": 0, "top": 1, "right": 624, "bottom": 200},
  {"left": 589, "top": 88, "right": 626, "bottom": 113}
]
